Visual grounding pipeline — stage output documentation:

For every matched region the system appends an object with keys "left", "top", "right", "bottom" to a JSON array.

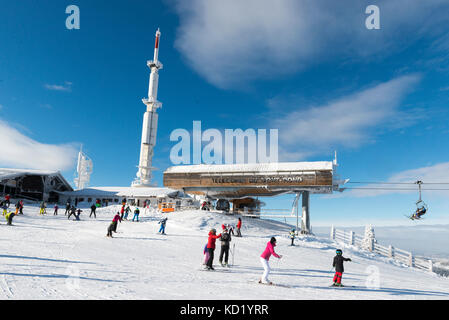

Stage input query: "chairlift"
[{"left": 409, "top": 181, "right": 428, "bottom": 220}]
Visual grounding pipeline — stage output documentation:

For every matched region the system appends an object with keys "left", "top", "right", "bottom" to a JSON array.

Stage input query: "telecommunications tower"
[{"left": 132, "top": 28, "right": 163, "bottom": 187}]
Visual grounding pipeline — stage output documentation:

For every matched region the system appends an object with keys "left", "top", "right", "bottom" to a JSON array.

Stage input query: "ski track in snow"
[{"left": 0, "top": 204, "right": 448, "bottom": 299}]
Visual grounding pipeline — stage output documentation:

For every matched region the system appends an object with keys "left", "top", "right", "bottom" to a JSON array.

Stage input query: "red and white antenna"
[{"left": 132, "top": 28, "right": 163, "bottom": 187}]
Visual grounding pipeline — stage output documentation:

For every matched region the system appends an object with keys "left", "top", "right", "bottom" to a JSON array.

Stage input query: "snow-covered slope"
[{"left": 0, "top": 204, "right": 448, "bottom": 300}]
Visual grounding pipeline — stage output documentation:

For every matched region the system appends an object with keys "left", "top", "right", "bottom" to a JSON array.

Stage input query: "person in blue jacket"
[
  {"left": 132, "top": 207, "right": 140, "bottom": 222},
  {"left": 158, "top": 217, "right": 168, "bottom": 234}
]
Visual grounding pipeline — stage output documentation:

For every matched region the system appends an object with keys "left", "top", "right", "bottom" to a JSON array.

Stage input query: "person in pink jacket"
[{"left": 259, "top": 237, "right": 282, "bottom": 284}]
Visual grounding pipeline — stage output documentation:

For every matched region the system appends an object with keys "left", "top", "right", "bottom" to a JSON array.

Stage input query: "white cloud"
[
  {"left": 342, "top": 162, "right": 449, "bottom": 198},
  {"left": 173, "top": 0, "right": 449, "bottom": 88},
  {"left": 44, "top": 81, "right": 72, "bottom": 92},
  {"left": 271, "top": 74, "right": 421, "bottom": 161},
  {"left": 0, "top": 120, "right": 78, "bottom": 171}
]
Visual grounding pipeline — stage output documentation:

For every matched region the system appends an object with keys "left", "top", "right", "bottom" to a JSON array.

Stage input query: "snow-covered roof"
[
  {"left": 59, "top": 186, "right": 182, "bottom": 198},
  {"left": 0, "top": 168, "right": 62, "bottom": 180},
  {"left": 164, "top": 162, "right": 334, "bottom": 174},
  {"left": 0, "top": 168, "right": 73, "bottom": 191}
]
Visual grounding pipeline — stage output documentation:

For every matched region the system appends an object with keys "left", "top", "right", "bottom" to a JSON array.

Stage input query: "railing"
[{"left": 330, "top": 226, "right": 433, "bottom": 273}]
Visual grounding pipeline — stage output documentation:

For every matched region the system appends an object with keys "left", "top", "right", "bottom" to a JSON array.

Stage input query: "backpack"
[{"left": 221, "top": 233, "right": 230, "bottom": 242}]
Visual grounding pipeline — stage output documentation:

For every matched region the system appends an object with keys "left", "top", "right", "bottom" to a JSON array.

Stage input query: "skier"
[
  {"left": 332, "top": 249, "right": 352, "bottom": 287},
  {"left": 67, "top": 206, "right": 77, "bottom": 220},
  {"left": 39, "top": 201, "right": 46, "bottom": 215},
  {"left": 75, "top": 208, "right": 82, "bottom": 221},
  {"left": 158, "top": 217, "right": 168, "bottom": 234},
  {"left": 412, "top": 206, "right": 427, "bottom": 220},
  {"left": 227, "top": 224, "right": 235, "bottom": 236},
  {"left": 65, "top": 201, "right": 71, "bottom": 215},
  {"left": 5, "top": 194, "right": 10, "bottom": 208},
  {"left": 236, "top": 218, "right": 242, "bottom": 237},
  {"left": 90, "top": 204, "right": 97, "bottom": 218},
  {"left": 259, "top": 237, "right": 282, "bottom": 285},
  {"left": 289, "top": 229, "right": 296, "bottom": 246},
  {"left": 123, "top": 205, "right": 131, "bottom": 220},
  {"left": 19, "top": 200, "right": 24, "bottom": 215},
  {"left": 106, "top": 213, "right": 121, "bottom": 238},
  {"left": 205, "top": 228, "right": 222, "bottom": 270},
  {"left": 15, "top": 201, "right": 20, "bottom": 215},
  {"left": 112, "top": 212, "right": 122, "bottom": 233},
  {"left": 132, "top": 207, "right": 140, "bottom": 222},
  {"left": 1, "top": 202, "right": 7, "bottom": 216},
  {"left": 219, "top": 227, "right": 232, "bottom": 267},
  {"left": 107, "top": 222, "right": 114, "bottom": 238},
  {"left": 5, "top": 211, "right": 16, "bottom": 225},
  {"left": 203, "top": 243, "right": 210, "bottom": 266},
  {"left": 120, "top": 205, "right": 125, "bottom": 220},
  {"left": 54, "top": 204, "right": 59, "bottom": 216},
  {"left": 201, "top": 201, "right": 210, "bottom": 211}
]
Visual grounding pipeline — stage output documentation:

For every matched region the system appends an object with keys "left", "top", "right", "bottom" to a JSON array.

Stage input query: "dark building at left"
[{"left": 0, "top": 168, "right": 73, "bottom": 202}]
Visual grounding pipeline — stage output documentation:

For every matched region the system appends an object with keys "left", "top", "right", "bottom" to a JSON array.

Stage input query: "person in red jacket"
[
  {"left": 5, "top": 194, "right": 10, "bottom": 208},
  {"left": 107, "top": 212, "right": 122, "bottom": 237},
  {"left": 120, "top": 205, "right": 125, "bottom": 220},
  {"left": 236, "top": 218, "right": 242, "bottom": 237},
  {"left": 205, "top": 228, "right": 222, "bottom": 270},
  {"left": 259, "top": 237, "right": 282, "bottom": 284}
]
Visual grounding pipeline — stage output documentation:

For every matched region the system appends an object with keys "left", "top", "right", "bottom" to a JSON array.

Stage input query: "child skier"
[
  {"left": 15, "top": 201, "right": 20, "bottom": 215},
  {"left": 332, "top": 249, "right": 352, "bottom": 287},
  {"left": 5, "top": 194, "right": 10, "bottom": 208},
  {"left": 120, "top": 205, "right": 125, "bottom": 220},
  {"left": 290, "top": 229, "right": 296, "bottom": 246},
  {"left": 39, "top": 202, "right": 46, "bottom": 215},
  {"left": 19, "top": 200, "right": 24, "bottom": 215},
  {"left": 205, "top": 228, "right": 222, "bottom": 270},
  {"left": 54, "top": 204, "right": 59, "bottom": 216},
  {"left": 5, "top": 211, "right": 16, "bottom": 225},
  {"left": 67, "top": 206, "right": 77, "bottom": 220},
  {"left": 65, "top": 201, "right": 71, "bottom": 215},
  {"left": 124, "top": 205, "right": 131, "bottom": 220},
  {"left": 1, "top": 202, "right": 7, "bottom": 216},
  {"left": 107, "top": 212, "right": 122, "bottom": 237},
  {"left": 203, "top": 243, "right": 210, "bottom": 266},
  {"left": 106, "top": 213, "right": 121, "bottom": 238},
  {"left": 75, "top": 208, "right": 82, "bottom": 220},
  {"left": 227, "top": 224, "right": 235, "bottom": 236},
  {"left": 158, "top": 217, "right": 168, "bottom": 234},
  {"left": 219, "top": 227, "right": 231, "bottom": 267},
  {"left": 259, "top": 237, "right": 282, "bottom": 285},
  {"left": 132, "top": 207, "right": 140, "bottom": 222}
]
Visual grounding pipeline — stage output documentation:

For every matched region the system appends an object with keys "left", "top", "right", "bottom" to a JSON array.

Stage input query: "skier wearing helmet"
[{"left": 332, "top": 249, "right": 352, "bottom": 287}]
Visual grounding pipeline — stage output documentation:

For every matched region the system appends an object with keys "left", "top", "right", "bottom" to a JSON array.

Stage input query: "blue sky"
[{"left": 1, "top": 0, "right": 449, "bottom": 226}]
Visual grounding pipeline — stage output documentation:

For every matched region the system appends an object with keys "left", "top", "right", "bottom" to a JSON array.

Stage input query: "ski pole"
[{"left": 232, "top": 243, "right": 235, "bottom": 266}]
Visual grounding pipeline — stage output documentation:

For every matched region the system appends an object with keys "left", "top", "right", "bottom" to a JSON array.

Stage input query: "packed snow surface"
[{"left": 0, "top": 204, "right": 448, "bottom": 300}]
